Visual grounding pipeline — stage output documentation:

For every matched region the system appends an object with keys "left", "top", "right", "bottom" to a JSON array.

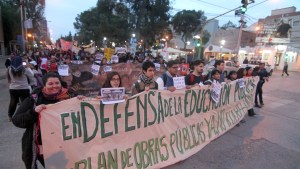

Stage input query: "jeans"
[
  {"left": 255, "top": 82, "right": 263, "bottom": 105},
  {"left": 8, "top": 89, "right": 30, "bottom": 118}
]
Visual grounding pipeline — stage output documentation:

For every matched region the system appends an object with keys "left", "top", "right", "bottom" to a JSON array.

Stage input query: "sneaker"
[
  {"left": 240, "top": 119, "right": 246, "bottom": 123},
  {"left": 260, "top": 102, "right": 264, "bottom": 106},
  {"left": 254, "top": 104, "right": 262, "bottom": 108}
]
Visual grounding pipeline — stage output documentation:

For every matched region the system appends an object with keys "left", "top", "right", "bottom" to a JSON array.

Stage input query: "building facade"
[{"left": 0, "top": 7, "right": 5, "bottom": 56}]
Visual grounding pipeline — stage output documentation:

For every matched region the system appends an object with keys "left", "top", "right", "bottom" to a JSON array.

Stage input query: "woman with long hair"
[
  {"left": 12, "top": 72, "right": 83, "bottom": 169},
  {"left": 7, "top": 56, "right": 36, "bottom": 121}
]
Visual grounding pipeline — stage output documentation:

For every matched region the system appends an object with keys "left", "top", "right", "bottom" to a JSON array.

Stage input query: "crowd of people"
[{"left": 6, "top": 48, "right": 270, "bottom": 169}]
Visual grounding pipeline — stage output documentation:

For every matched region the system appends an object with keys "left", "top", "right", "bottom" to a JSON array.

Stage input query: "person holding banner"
[
  {"left": 12, "top": 73, "right": 82, "bottom": 169},
  {"left": 132, "top": 61, "right": 158, "bottom": 95},
  {"left": 185, "top": 60, "right": 205, "bottom": 86},
  {"left": 204, "top": 69, "right": 221, "bottom": 85},
  {"left": 96, "top": 71, "right": 127, "bottom": 99},
  {"left": 156, "top": 60, "right": 179, "bottom": 92},
  {"left": 226, "top": 71, "right": 237, "bottom": 81},
  {"left": 206, "top": 60, "right": 225, "bottom": 83}
]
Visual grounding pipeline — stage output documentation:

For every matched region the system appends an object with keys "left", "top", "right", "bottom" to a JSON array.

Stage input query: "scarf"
[
  {"left": 42, "top": 87, "right": 70, "bottom": 101},
  {"left": 140, "top": 73, "right": 154, "bottom": 85}
]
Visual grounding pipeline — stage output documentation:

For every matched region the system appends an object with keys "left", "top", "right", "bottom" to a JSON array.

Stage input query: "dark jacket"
[{"left": 12, "top": 88, "right": 72, "bottom": 169}]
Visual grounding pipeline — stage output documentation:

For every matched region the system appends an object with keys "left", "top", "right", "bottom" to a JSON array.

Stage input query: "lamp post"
[
  {"left": 103, "top": 37, "right": 107, "bottom": 48},
  {"left": 220, "top": 39, "right": 225, "bottom": 59}
]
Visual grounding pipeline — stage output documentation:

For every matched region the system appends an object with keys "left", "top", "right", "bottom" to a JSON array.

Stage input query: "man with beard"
[{"left": 185, "top": 60, "right": 205, "bottom": 86}]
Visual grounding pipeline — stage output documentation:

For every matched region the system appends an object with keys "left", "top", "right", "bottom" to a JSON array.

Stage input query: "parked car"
[
  {"left": 241, "top": 61, "right": 273, "bottom": 76},
  {"left": 203, "top": 59, "right": 239, "bottom": 77}
]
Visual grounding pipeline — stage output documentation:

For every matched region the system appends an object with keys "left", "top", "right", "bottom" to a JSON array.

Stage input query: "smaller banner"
[{"left": 58, "top": 64, "right": 69, "bottom": 76}]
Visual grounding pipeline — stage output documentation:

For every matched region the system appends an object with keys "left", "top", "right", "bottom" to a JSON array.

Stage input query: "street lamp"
[{"left": 132, "top": 34, "right": 136, "bottom": 38}]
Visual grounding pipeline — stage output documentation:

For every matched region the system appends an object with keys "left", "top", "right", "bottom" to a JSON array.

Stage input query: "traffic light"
[
  {"left": 241, "top": 5, "right": 247, "bottom": 14},
  {"left": 241, "top": 0, "right": 248, "bottom": 14},
  {"left": 196, "top": 39, "right": 201, "bottom": 47}
]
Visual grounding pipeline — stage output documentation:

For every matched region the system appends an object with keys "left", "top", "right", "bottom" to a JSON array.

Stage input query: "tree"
[
  {"left": 172, "top": 10, "right": 207, "bottom": 49},
  {"left": 74, "top": 0, "right": 130, "bottom": 46},
  {"left": 24, "top": 0, "right": 45, "bottom": 42},
  {"left": 124, "top": 0, "right": 171, "bottom": 47},
  {"left": 61, "top": 31, "right": 73, "bottom": 41},
  {"left": 220, "top": 21, "right": 237, "bottom": 30},
  {"left": 0, "top": 0, "right": 21, "bottom": 50}
]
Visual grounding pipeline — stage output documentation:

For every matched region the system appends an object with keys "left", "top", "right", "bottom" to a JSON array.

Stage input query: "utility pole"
[{"left": 235, "top": 14, "right": 245, "bottom": 62}]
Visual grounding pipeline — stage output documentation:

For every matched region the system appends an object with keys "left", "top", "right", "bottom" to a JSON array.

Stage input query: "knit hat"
[{"left": 11, "top": 56, "right": 24, "bottom": 71}]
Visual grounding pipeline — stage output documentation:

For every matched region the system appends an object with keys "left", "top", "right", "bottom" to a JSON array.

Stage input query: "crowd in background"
[{"left": 5, "top": 48, "right": 269, "bottom": 169}]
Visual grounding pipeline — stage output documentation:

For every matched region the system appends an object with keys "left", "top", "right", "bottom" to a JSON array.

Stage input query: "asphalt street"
[{"left": 0, "top": 61, "right": 299, "bottom": 169}]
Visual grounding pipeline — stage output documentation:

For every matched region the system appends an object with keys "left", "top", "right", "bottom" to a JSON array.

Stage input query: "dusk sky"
[{"left": 45, "top": 0, "right": 300, "bottom": 41}]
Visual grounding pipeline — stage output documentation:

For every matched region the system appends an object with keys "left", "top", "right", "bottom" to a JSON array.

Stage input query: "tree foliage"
[
  {"left": 172, "top": 10, "right": 207, "bottom": 49},
  {"left": 74, "top": 0, "right": 131, "bottom": 45},
  {"left": 0, "top": 0, "right": 21, "bottom": 46},
  {"left": 74, "top": 0, "right": 171, "bottom": 47}
]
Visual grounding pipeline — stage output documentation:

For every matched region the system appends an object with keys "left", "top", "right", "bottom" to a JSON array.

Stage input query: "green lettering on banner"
[
  {"left": 134, "top": 142, "right": 142, "bottom": 169},
  {"left": 222, "top": 84, "right": 231, "bottom": 106},
  {"left": 195, "top": 90, "right": 203, "bottom": 113},
  {"left": 126, "top": 148, "right": 133, "bottom": 167},
  {"left": 169, "top": 98, "right": 173, "bottom": 117},
  {"left": 157, "top": 92, "right": 165, "bottom": 123},
  {"left": 225, "top": 110, "right": 233, "bottom": 127},
  {"left": 189, "top": 90, "right": 197, "bottom": 116},
  {"left": 160, "top": 136, "right": 169, "bottom": 161},
  {"left": 169, "top": 133, "right": 176, "bottom": 158},
  {"left": 98, "top": 152, "right": 107, "bottom": 169},
  {"left": 182, "top": 127, "right": 191, "bottom": 150},
  {"left": 141, "top": 141, "right": 151, "bottom": 168},
  {"left": 184, "top": 90, "right": 191, "bottom": 118},
  {"left": 71, "top": 111, "right": 82, "bottom": 139},
  {"left": 136, "top": 95, "right": 146, "bottom": 129},
  {"left": 81, "top": 102, "right": 98, "bottom": 143},
  {"left": 176, "top": 129, "right": 184, "bottom": 154},
  {"left": 174, "top": 97, "right": 179, "bottom": 115},
  {"left": 61, "top": 113, "right": 72, "bottom": 141},
  {"left": 107, "top": 149, "right": 118, "bottom": 169},
  {"left": 204, "top": 115, "right": 218, "bottom": 139},
  {"left": 125, "top": 97, "right": 136, "bottom": 132},
  {"left": 189, "top": 124, "right": 198, "bottom": 148},
  {"left": 197, "top": 122, "right": 206, "bottom": 143},
  {"left": 121, "top": 151, "right": 127, "bottom": 169},
  {"left": 121, "top": 148, "right": 133, "bottom": 169},
  {"left": 202, "top": 89, "right": 211, "bottom": 113},
  {"left": 164, "top": 99, "right": 169, "bottom": 118},
  {"left": 75, "top": 157, "right": 91, "bottom": 169},
  {"left": 178, "top": 97, "right": 183, "bottom": 115},
  {"left": 147, "top": 138, "right": 158, "bottom": 165},
  {"left": 113, "top": 104, "right": 121, "bottom": 134},
  {"left": 148, "top": 91, "right": 157, "bottom": 126},
  {"left": 234, "top": 82, "right": 239, "bottom": 102},
  {"left": 100, "top": 104, "right": 113, "bottom": 138}
]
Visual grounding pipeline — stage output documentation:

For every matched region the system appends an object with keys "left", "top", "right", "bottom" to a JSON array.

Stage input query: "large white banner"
[{"left": 40, "top": 77, "right": 258, "bottom": 169}]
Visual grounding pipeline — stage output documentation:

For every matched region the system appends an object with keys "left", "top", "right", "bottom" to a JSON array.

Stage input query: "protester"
[
  {"left": 255, "top": 62, "right": 269, "bottom": 108},
  {"left": 237, "top": 68, "right": 246, "bottom": 79},
  {"left": 243, "top": 57, "right": 249, "bottom": 64},
  {"left": 7, "top": 56, "right": 36, "bottom": 122},
  {"left": 185, "top": 60, "right": 205, "bottom": 86},
  {"left": 204, "top": 69, "right": 221, "bottom": 85},
  {"left": 207, "top": 60, "right": 225, "bottom": 83},
  {"left": 12, "top": 72, "right": 81, "bottom": 169},
  {"left": 47, "top": 55, "right": 58, "bottom": 73},
  {"left": 245, "top": 66, "right": 256, "bottom": 116},
  {"left": 132, "top": 61, "right": 158, "bottom": 95},
  {"left": 282, "top": 61, "right": 289, "bottom": 76},
  {"left": 226, "top": 71, "right": 237, "bottom": 81},
  {"left": 156, "top": 60, "right": 179, "bottom": 92}
]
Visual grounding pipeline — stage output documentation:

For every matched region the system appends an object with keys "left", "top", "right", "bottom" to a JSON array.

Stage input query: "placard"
[
  {"left": 173, "top": 76, "right": 186, "bottom": 89},
  {"left": 91, "top": 64, "right": 100, "bottom": 75},
  {"left": 100, "top": 87, "right": 125, "bottom": 104},
  {"left": 211, "top": 81, "right": 222, "bottom": 103},
  {"left": 57, "top": 64, "right": 69, "bottom": 76}
]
